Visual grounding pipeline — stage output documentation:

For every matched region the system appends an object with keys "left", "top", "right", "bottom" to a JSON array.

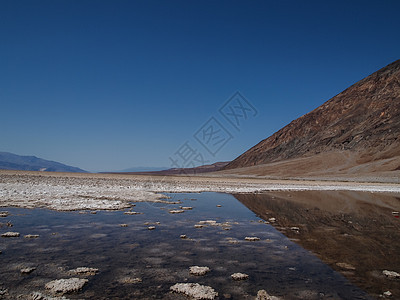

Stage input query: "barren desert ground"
[{"left": 1, "top": 170, "right": 399, "bottom": 211}]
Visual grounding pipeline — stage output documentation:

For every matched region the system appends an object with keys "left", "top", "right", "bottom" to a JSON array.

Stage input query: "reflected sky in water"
[{"left": 0, "top": 192, "right": 373, "bottom": 299}]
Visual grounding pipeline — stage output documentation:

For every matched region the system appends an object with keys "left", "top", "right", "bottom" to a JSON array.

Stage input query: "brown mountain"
[{"left": 221, "top": 60, "right": 400, "bottom": 182}]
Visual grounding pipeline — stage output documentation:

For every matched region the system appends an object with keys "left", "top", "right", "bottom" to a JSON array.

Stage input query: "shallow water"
[
  {"left": 234, "top": 191, "right": 400, "bottom": 299},
  {"left": 0, "top": 192, "right": 372, "bottom": 299}
]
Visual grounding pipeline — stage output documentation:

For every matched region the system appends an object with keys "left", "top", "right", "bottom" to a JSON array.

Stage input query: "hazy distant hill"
[
  {"left": 0, "top": 152, "right": 87, "bottom": 173},
  {"left": 221, "top": 60, "right": 400, "bottom": 181},
  {"left": 118, "top": 166, "right": 169, "bottom": 173},
  {"left": 110, "top": 161, "right": 230, "bottom": 175}
]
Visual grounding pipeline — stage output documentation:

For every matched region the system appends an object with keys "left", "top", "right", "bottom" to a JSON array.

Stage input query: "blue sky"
[{"left": 1, "top": 0, "right": 399, "bottom": 172}]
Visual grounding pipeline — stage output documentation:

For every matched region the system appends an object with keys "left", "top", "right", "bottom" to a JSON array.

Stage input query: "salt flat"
[{"left": 1, "top": 170, "right": 399, "bottom": 211}]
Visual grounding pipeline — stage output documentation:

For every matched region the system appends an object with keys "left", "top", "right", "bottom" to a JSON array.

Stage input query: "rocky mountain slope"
[
  {"left": 0, "top": 152, "right": 87, "bottom": 173},
  {"left": 222, "top": 60, "right": 400, "bottom": 181}
]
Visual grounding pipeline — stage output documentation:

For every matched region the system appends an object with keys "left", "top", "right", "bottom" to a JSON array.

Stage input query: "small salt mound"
[
  {"left": 170, "top": 283, "right": 218, "bottom": 299},
  {"left": 244, "top": 237, "right": 260, "bottom": 241},
  {"left": 231, "top": 272, "right": 249, "bottom": 280},
  {"left": 1, "top": 232, "right": 20, "bottom": 237},
  {"left": 189, "top": 266, "right": 210, "bottom": 276},
  {"left": 45, "top": 278, "right": 88, "bottom": 294}
]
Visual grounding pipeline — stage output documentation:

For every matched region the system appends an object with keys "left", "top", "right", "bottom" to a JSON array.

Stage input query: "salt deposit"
[
  {"left": 1, "top": 171, "right": 399, "bottom": 211},
  {"left": 170, "top": 283, "right": 218, "bottom": 299}
]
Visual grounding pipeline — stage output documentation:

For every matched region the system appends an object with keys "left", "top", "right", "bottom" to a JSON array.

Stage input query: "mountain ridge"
[
  {"left": 108, "top": 161, "right": 230, "bottom": 175},
  {"left": 222, "top": 60, "right": 400, "bottom": 179},
  {"left": 0, "top": 152, "right": 87, "bottom": 173}
]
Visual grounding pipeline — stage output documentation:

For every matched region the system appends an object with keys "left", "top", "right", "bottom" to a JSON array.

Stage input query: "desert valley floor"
[{"left": 0, "top": 171, "right": 399, "bottom": 299}]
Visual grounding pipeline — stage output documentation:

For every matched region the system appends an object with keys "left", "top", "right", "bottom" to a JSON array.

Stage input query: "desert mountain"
[
  {"left": 221, "top": 60, "right": 400, "bottom": 182},
  {"left": 0, "top": 152, "right": 87, "bottom": 173},
  {"left": 110, "top": 161, "right": 230, "bottom": 175}
]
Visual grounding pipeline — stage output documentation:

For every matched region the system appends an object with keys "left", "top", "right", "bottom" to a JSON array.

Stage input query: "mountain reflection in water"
[{"left": 234, "top": 191, "right": 400, "bottom": 299}]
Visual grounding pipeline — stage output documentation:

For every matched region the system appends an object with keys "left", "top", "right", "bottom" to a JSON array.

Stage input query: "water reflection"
[
  {"left": 233, "top": 191, "right": 400, "bottom": 299},
  {"left": 0, "top": 192, "right": 373, "bottom": 299}
]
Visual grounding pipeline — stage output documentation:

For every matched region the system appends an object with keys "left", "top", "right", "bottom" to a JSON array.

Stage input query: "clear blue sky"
[{"left": 1, "top": 0, "right": 399, "bottom": 172}]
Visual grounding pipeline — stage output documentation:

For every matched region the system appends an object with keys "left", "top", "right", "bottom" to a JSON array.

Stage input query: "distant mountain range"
[
  {"left": 110, "top": 161, "right": 230, "bottom": 175},
  {"left": 221, "top": 60, "right": 400, "bottom": 181},
  {"left": 0, "top": 152, "right": 87, "bottom": 173},
  {"left": 117, "top": 166, "right": 169, "bottom": 173},
  {"left": 4, "top": 61, "right": 398, "bottom": 180}
]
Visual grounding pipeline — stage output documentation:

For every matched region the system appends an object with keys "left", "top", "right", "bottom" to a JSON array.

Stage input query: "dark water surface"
[{"left": 0, "top": 192, "right": 373, "bottom": 299}]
